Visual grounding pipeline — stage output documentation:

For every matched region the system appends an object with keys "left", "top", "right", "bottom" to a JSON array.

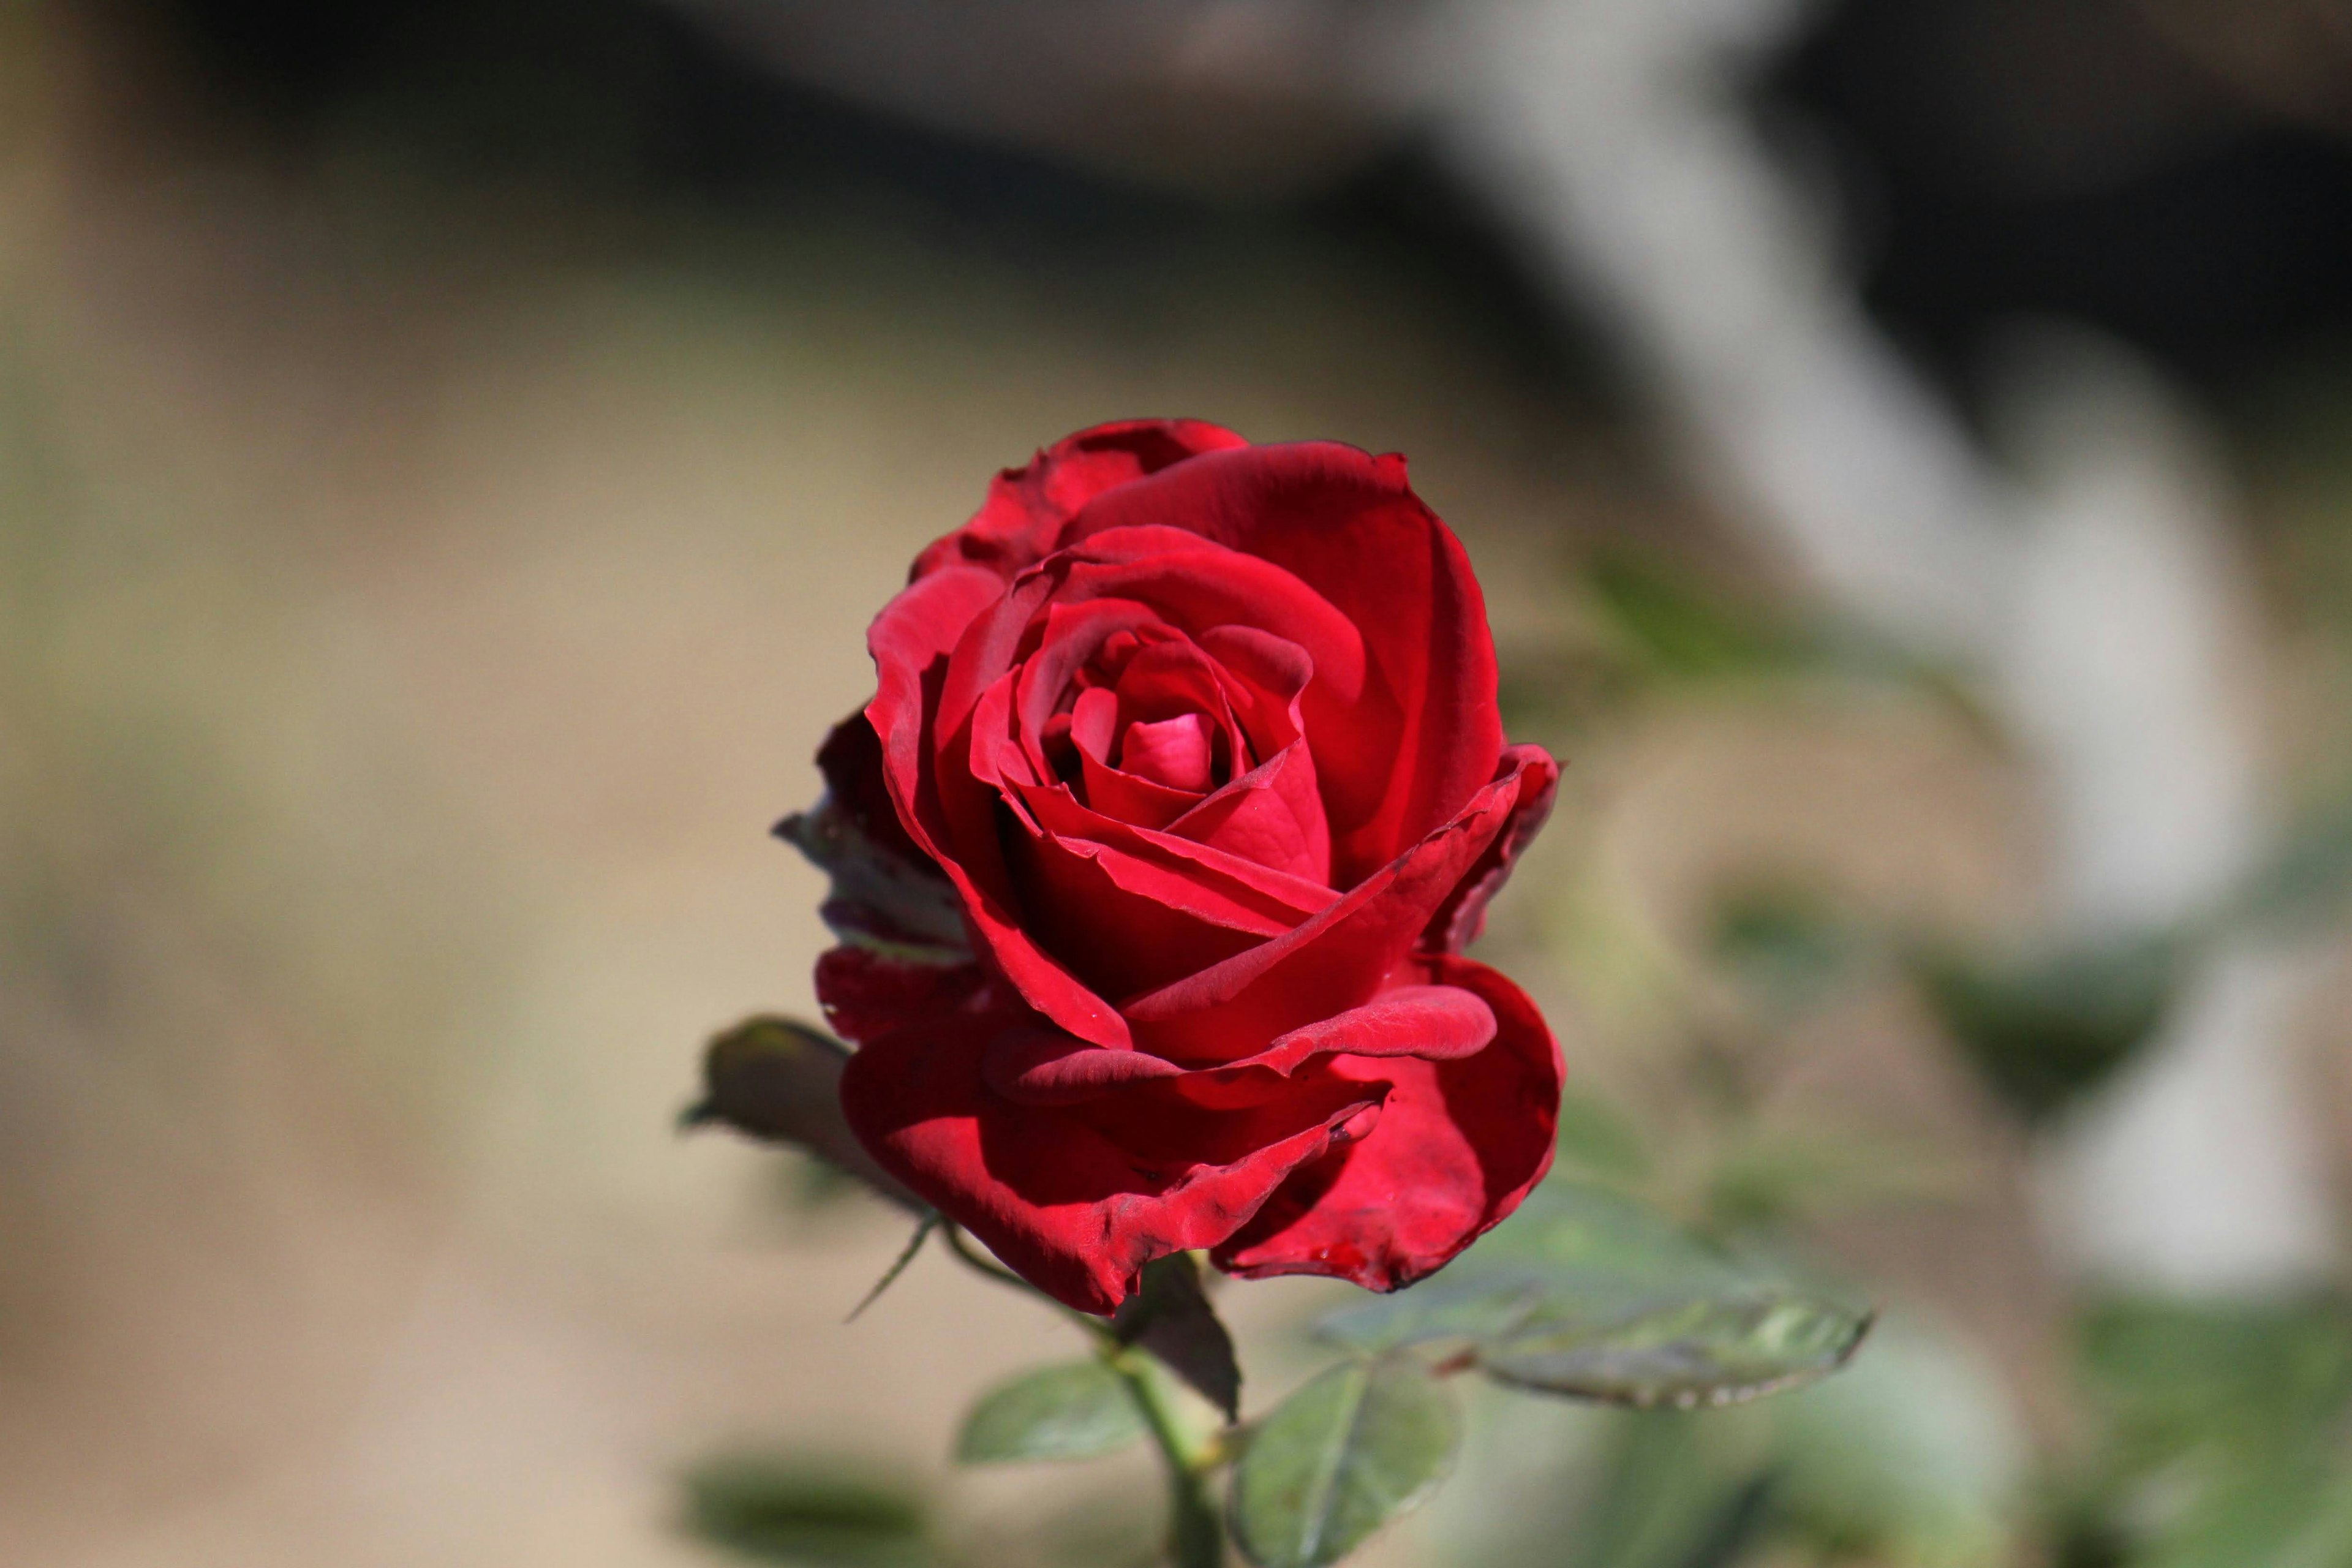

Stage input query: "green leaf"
[
  {"left": 1229, "top": 1357, "right": 1462, "bottom": 1568},
  {"left": 1316, "top": 1185, "right": 1730, "bottom": 1355},
  {"left": 1114, "top": 1251, "right": 1242, "bottom": 1421},
  {"left": 1314, "top": 1185, "right": 1871, "bottom": 1409},
  {"left": 1316, "top": 1274, "right": 1557, "bottom": 1355},
  {"left": 1913, "top": 935, "right": 2182, "bottom": 1121},
  {"left": 681, "top": 1454, "right": 935, "bottom": 1566},
  {"left": 954, "top": 1360, "right": 1147, "bottom": 1464},
  {"left": 1480, "top": 1292, "right": 1872, "bottom": 1408},
  {"left": 683, "top": 1016, "right": 922, "bottom": 1210}
]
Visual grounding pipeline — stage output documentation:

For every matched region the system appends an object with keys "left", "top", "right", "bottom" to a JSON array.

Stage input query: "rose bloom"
[{"left": 798, "top": 420, "right": 1562, "bottom": 1314}]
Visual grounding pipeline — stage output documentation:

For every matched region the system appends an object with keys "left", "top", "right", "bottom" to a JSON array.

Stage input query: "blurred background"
[{"left": 4, "top": 1, "right": 2352, "bottom": 1564}]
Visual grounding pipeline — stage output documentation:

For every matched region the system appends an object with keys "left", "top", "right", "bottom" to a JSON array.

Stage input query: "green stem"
[
  {"left": 937, "top": 1224, "right": 1224, "bottom": 1566},
  {"left": 1105, "top": 1344, "right": 1225, "bottom": 1568}
]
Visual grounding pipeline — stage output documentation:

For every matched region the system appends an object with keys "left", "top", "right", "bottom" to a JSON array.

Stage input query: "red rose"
[{"left": 796, "top": 420, "right": 1562, "bottom": 1314}]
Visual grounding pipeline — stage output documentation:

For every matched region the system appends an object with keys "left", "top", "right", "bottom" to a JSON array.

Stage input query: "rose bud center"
[{"left": 1116, "top": 712, "right": 1217, "bottom": 793}]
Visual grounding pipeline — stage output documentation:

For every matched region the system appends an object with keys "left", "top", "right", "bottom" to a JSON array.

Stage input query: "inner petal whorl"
[{"left": 1118, "top": 712, "right": 1216, "bottom": 793}]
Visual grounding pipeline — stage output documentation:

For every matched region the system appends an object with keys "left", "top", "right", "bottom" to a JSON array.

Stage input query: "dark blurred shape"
[
  {"left": 1779, "top": 0, "right": 2352, "bottom": 393},
  {"left": 1912, "top": 936, "right": 2182, "bottom": 1123},
  {"left": 97, "top": 0, "right": 1627, "bottom": 399},
  {"left": 673, "top": 0, "right": 1379, "bottom": 197},
  {"left": 687, "top": 1016, "right": 924, "bottom": 1210},
  {"left": 1709, "top": 883, "right": 1858, "bottom": 1016},
  {"left": 115, "top": 0, "right": 1206, "bottom": 238},
  {"left": 681, "top": 1452, "right": 938, "bottom": 1566}
]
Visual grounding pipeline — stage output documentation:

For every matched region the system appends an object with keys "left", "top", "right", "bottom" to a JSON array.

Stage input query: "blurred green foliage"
[
  {"left": 2063, "top": 1295, "right": 2352, "bottom": 1568},
  {"left": 682, "top": 1455, "right": 938, "bottom": 1567},
  {"left": 1913, "top": 936, "right": 2183, "bottom": 1123}
]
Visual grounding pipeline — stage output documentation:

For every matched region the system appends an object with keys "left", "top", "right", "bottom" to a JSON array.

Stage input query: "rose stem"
[
  {"left": 938, "top": 1224, "right": 1226, "bottom": 1566},
  {"left": 1104, "top": 1344, "right": 1226, "bottom": 1568}
]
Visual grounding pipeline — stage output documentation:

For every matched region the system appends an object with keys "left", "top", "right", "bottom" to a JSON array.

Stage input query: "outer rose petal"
[
  {"left": 1423, "top": 742, "right": 1560, "bottom": 955},
  {"left": 1211, "top": 953, "right": 1562, "bottom": 1291},
  {"left": 912, "top": 419, "right": 1249, "bottom": 584},
  {"left": 839, "top": 1004, "right": 1381, "bottom": 1314},
  {"left": 813, "top": 945, "right": 990, "bottom": 1050}
]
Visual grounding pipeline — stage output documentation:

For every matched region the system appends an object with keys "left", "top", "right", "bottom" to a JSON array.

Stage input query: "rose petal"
[
  {"left": 839, "top": 1008, "right": 1380, "bottom": 1314},
  {"left": 1166, "top": 739, "right": 1329, "bottom": 884},
  {"left": 1119, "top": 712, "right": 1217, "bottom": 792},
  {"left": 913, "top": 420, "right": 1250, "bottom": 584},
  {"left": 1212, "top": 954, "right": 1561, "bottom": 1291},
  {"left": 1014, "top": 598, "right": 1166, "bottom": 779},
  {"left": 815, "top": 944, "right": 994, "bottom": 1049},
  {"left": 1076, "top": 745, "right": 1203, "bottom": 831},
  {"left": 1423, "top": 742, "right": 1560, "bottom": 955},
  {"left": 981, "top": 984, "right": 1495, "bottom": 1109},
  {"left": 1119, "top": 747, "right": 1548, "bottom": 1063},
  {"left": 982, "top": 1026, "right": 1186, "bottom": 1104},
  {"left": 1006, "top": 826, "right": 1293, "bottom": 1000},
  {"left": 1018, "top": 780, "right": 1335, "bottom": 924},
  {"left": 1063, "top": 443, "right": 1506, "bottom": 882}
]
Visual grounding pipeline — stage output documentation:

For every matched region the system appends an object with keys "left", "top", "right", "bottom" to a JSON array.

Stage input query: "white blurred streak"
[
  {"left": 1997, "top": 336, "right": 2337, "bottom": 1289},
  {"left": 1423, "top": 0, "right": 2337, "bottom": 1291},
  {"left": 1420, "top": 0, "right": 2014, "bottom": 657},
  {"left": 2037, "top": 946, "right": 2335, "bottom": 1292},
  {"left": 1992, "top": 333, "right": 2257, "bottom": 934}
]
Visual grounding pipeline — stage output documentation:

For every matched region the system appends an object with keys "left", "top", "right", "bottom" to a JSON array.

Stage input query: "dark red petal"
[
  {"left": 1194, "top": 623, "right": 1313, "bottom": 758},
  {"left": 812, "top": 712, "right": 927, "bottom": 869},
  {"left": 1063, "top": 443, "right": 1506, "bottom": 883},
  {"left": 1422, "top": 743, "right": 1561, "bottom": 954},
  {"left": 982, "top": 1026, "right": 1186, "bottom": 1105},
  {"left": 865, "top": 564, "right": 1015, "bottom": 877},
  {"left": 982, "top": 984, "right": 1494, "bottom": 1109},
  {"left": 912, "top": 420, "right": 1250, "bottom": 584},
  {"left": 1052, "top": 534, "right": 1367, "bottom": 720},
  {"left": 1118, "top": 747, "right": 1547, "bottom": 1063},
  {"left": 1166, "top": 741, "right": 1329, "bottom": 884},
  {"left": 814, "top": 945, "right": 992, "bottom": 1049},
  {"left": 1119, "top": 713, "right": 1217, "bottom": 792},
  {"left": 1076, "top": 745, "right": 1203, "bottom": 832},
  {"left": 839, "top": 1010, "right": 1378, "bottom": 1314},
  {"left": 1210, "top": 954, "right": 1561, "bottom": 1291},
  {"left": 1014, "top": 598, "right": 1168, "bottom": 779},
  {"left": 1006, "top": 827, "right": 1291, "bottom": 1000},
  {"left": 1017, "top": 780, "right": 1335, "bottom": 925},
  {"left": 870, "top": 568, "right": 1133, "bottom": 1050}
]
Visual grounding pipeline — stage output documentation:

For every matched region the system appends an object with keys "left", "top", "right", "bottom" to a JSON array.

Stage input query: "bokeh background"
[{"left": 6, "top": 2, "right": 2352, "bottom": 1564}]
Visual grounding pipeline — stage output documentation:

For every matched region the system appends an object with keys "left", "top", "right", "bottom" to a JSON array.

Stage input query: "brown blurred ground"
[{"left": 2, "top": 10, "right": 2347, "bottom": 1568}]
